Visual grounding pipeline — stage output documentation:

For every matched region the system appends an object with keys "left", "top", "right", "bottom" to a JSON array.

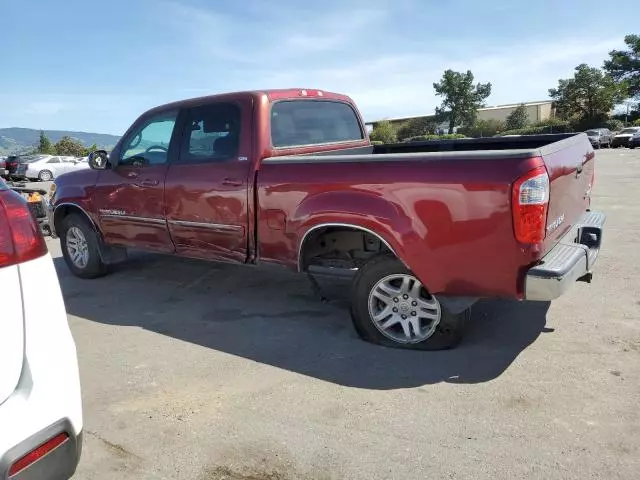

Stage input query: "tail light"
[
  {"left": 512, "top": 166, "right": 549, "bottom": 244},
  {"left": 0, "top": 189, "right": 48, "bottom": 268}
]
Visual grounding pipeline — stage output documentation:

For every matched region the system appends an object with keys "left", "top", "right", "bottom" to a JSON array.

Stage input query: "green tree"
[
  {"left": 83, "top": 143, "right": 98, "bottom": 156},
  {"left": 604, "top": 34, "right": 640, "bottom": 99},
  {"left": 504, "top": 104, "right": 530, "bottom": 130},
  {"left": 549, "top": 64, "right": 625, "bottom": 128},
  {"left": 369, "top": 120, "right": 397, "bottom": 144},
  {"left": 37, "top": 130, "right": 54, "bottom": 154},
  {"left": 458, "top": 119, "right": 505, "bottom": 138},
  {"left": 54, "top": 136, "right": 86, "bottom": 157},
  {"left": 433, "top": 70, "right": 492, "bottom": 134},
  {"left": 396, "top": 117, "right": 438, "bottom": 141}
]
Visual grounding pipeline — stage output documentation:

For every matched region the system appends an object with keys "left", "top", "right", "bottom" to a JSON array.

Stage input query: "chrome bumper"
[{"left": 525, "top": 211, "right": 605, "bottom": 301}]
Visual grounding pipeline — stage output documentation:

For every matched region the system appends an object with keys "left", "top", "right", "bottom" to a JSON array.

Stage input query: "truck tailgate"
[{"left": 541, "top": 135, "right": 594, "bottom": 252}]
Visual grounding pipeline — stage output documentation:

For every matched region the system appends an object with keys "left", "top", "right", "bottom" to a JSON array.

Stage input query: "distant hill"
[{"left": 0, "top": 127, "right": 121, "bottom": 154}]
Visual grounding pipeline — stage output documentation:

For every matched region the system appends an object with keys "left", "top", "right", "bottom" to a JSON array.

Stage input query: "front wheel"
[
  {"left": 60, "top": 213, "right": 108, "bottom": 279},
  {"left": 350, "top": 255, "right": 468, "bottom": 350}
]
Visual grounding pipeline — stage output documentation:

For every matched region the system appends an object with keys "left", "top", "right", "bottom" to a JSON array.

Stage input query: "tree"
[
  {"left": 369, "top": 120, "right": 397, "bottom": 144},
  {"left": 549, "top": 64, "right": 625, "bottom": 128},
  {"left": 396, "top": 117, "right": 438, "bottom": 141},
  {"left": 504, "top": 104, "right": 530, "bottom": 130},
  {"left": 83, "top": 143, "right": 98, "bottom": 156},
  {"left": 433, "top": 70, "right": 492, "bottom": 134},
  {"left": 604, "top": 34, "right": 640, "bottom": 99},
  {"left": 458, "top": 119, "right": 505, "bottom": 138},
  {"left": 37, "top": 131, "right": 54, "bottom": 154},
  {"left": 54, "top": 136, "right": 86, "bottom": 157}
]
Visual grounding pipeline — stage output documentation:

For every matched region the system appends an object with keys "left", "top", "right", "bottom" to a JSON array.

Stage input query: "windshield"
[
  {"left": 619, "top": 128, "right": 639, "bottom": 134},
  {"left": 585, "top": 130, "right": 599, "bottom": 135},
  {"left": 271, "top": 100, "right": 363, "bottom": 148}
]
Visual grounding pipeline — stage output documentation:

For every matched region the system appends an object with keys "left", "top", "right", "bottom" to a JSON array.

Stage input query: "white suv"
[{"left": 0, "top": 181, "right": 83, "bottom": 479}]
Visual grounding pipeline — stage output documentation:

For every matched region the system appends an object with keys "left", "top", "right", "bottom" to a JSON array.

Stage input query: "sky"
[{"left": 1, "top": 0, "right": 637, "bottom": 135}]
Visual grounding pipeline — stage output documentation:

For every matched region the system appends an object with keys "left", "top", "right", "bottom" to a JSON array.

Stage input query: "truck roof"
[{"left": 144, "top": 88, "right": 353, "bottom": 117}]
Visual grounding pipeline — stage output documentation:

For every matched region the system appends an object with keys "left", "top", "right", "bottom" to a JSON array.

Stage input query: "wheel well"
[
  {"left": 299, "top": 225, "right": 394, "bottom": 272},
  {"left": 54, "top": 204, "right": 98, "bottom": 237}
]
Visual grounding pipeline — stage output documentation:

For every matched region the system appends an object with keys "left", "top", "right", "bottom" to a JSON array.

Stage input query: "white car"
[
  {"left": 18, "top": 156, "right": 90, "bottom": 182},
  {"left": 611, "top": 127, "right": 640, "bottom": 148},
  {"left": 0, "top": 180, "right": 83, "bottom": 479}
]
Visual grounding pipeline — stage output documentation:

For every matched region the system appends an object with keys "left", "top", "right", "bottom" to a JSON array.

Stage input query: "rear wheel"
[
  {"left": 350, "top": 255, "right": 468, "bottom": 350},
  {"left": 38, "top": 169, "right": 53, "bottom": 181},
  {"left": 60, "top": 213, "right": 108, "bottom": 278}
]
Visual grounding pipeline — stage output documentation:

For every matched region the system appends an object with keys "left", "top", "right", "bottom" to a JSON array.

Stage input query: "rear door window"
[
  {"left": 271, "top": 100, "right": 363, "bottom": 148},
  {"left": 179, "top": 102, "right": 241, "bottom": 163}
]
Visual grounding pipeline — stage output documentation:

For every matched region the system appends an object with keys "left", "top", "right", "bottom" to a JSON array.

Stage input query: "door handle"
[
  {"left": 138, "top": 179, "right": 159, "bottom": 187},
  {"left": 222, "top": 178, "right": 243, "bottom": 187}
]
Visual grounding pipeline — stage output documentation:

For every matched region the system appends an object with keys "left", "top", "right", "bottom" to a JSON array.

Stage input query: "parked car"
[
  {"left": 611, "top": 127, "right": 640, "bottom": 148},
  {"left": 4, "top": 155, "right": 23, "bottom": 178},
  {"left": 48, "top": 88, "right": 605, "bottom": 350},
  {"left": 18, "top": 155, "right": 90, "bottom": 181},
  {"left": 0, "top": 157, "right": 8, "bottom": 179},
  {"left": 0, "top": 179, "right": 83, "bottom": 479},
  {"left": 585, "top": 128, "right": 613, "bottom": 148}
]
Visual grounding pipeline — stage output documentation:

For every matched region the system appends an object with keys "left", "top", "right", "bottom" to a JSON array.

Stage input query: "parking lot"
[{"left": 45, "top": 148, "right": 639, "bottom": 479}]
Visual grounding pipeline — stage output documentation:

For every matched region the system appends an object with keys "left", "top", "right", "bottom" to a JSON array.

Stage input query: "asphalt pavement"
[{"left": 46, "top": 147, "right": 639, "bottom": 479}]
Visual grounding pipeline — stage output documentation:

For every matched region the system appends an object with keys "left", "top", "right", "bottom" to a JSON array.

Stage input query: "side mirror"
[{"left": 88, "top": 150, "right": 110, "bottom": 170}]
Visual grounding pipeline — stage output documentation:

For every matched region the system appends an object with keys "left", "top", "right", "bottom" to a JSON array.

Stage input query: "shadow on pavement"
[{"left": 55, "top": 252, "right": 550, "bottom": 390}]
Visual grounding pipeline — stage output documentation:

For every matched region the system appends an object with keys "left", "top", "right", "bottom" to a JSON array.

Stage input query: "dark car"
[
  {"left": 612, "top": 127, "right": 640, "bottom": 148},
  {"left": 585, "top": 128, "right": 613, "bottom": 148},
  {"left": 5, "top": 155, "right": 22, "bottom": 177},
  {"left": 0, "top": 157, "right": 8, "bottom": 178}
]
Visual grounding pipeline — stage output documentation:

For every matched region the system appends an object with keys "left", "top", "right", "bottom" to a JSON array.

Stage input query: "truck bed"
[{"left": 258, "top": 133, "right": 593, "bottom": 299}]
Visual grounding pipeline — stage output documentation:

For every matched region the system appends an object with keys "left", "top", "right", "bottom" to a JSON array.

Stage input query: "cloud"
[{"left": 156, "top": 2, "right": 625, "bottom": 122}]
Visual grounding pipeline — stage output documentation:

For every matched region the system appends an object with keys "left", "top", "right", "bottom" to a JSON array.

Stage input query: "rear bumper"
[
  {"left": 0, "top": 420, "right": 82, "bottom": 480},
  {"left": 525, "top": 211, "right": 605, "bottom": 301}
]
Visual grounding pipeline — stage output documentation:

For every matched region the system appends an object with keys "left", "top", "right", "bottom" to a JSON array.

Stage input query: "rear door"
[
  {"left": 164, "top": 98, "right": 253, "bottom": 263},
  {"left": 93, "top": 109, "right": 179, "bottom": 252},
  {"left": 542, "top": 135, "right": 594, "bottom": 248}
]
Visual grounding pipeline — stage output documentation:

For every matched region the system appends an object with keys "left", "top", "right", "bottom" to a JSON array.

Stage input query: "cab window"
[
  {"left": 271, "top": 100, "right": 363, "bottom": 148},
  {"left": 179, "top": 102, "right": 241, "bottom": 163},
  {"left": 120, "top": 110, "right": 178, "bottom": 166}
]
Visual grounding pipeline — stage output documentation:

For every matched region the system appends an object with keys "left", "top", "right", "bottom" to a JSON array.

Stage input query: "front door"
[
  {"left": 94, "top": 109, "right": 179, "bottom": 252},
  {"left": 164, "top": 99, "right": 253, "bottom": 263}
]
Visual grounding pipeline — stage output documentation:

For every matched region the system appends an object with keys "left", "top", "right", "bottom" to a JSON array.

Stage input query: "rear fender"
[{"left": 293, "top": 190, "right": 423, "bottom": 273}]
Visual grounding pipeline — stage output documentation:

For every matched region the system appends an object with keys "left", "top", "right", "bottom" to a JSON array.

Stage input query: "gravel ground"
[{"left": 46, "top": 147, "right": 639, "bottom": 479}]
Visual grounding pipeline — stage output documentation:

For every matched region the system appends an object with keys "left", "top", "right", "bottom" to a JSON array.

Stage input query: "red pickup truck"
[{"left": 49, "top": 88, "right": 605, "bottom": 350}]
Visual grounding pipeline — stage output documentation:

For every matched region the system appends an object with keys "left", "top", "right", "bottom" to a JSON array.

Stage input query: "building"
[
  {"left": 365, "top": 100, "right": 555, "bottom": 132},
  {"left": 476, "top": 101, "right": 554, "bottom": 123}
]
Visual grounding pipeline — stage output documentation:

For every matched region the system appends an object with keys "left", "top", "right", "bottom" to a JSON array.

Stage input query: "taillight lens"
[
  {"left": 512, "top": 166, "right": 549, "bottom": 244},
  {"left": 8, "top": 432, "right": 69, "bottom": 476},
  {"left": 0, "top": 190, "right": 48, "bottom": 268}
]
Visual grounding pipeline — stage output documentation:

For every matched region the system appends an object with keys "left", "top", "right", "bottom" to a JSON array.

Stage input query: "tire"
[
  {"left": 350, "top": 254, "right": 469, "bottom": 350},
  {"left": 60, "top": 213, "right": 108, "bottom": 279},
  {"left": 39, "top": 170, "right": 53, "bottom": 181}
]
